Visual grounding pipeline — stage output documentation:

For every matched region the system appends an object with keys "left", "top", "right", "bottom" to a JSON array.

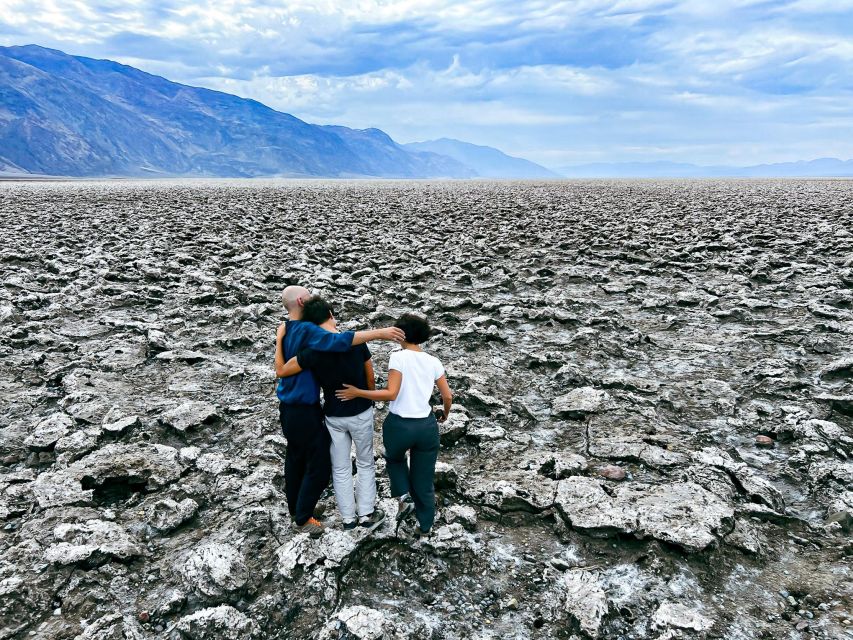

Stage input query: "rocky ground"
[{"left": 0, "top": 179, "right": 851, "bottom": 640}]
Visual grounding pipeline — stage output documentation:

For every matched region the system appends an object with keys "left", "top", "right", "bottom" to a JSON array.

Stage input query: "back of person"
[
  {"left": 299, "top": 345, "right": 373, "bottom": 417},
  {"left": 388, "top": 349, "right": 444, "bottom": 418},
  {"left": 278, "top": 319, "right": 354, "bottom": 405}
]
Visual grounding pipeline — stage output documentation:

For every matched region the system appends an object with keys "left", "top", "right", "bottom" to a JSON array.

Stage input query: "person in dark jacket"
[
  {"left": 278, "top": 297, "right": 385, "bottom": 531},
  {"left": 274, "top": 285, "right": 402, "bottom": 537}
]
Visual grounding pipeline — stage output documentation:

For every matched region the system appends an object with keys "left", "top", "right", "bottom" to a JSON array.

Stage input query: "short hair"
[
  {"left": 395, "top": 313, "right": 431, "bottom": 344},
  {"left": 281, "top": 285, "right": 310, "bottom": 311},
  {"left": 302, "top": 297, "right": 333, "bottom": 325}
]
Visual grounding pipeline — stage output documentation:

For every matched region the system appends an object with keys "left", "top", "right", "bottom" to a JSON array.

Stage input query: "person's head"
[
  {"left": 394, "top": 313, "right": 431, "bottom": 344},
  {"left": 281, "top": 285, "right": 311, "bottom": 319},
  {"left": 302, "top": 296, "right": 336, "bottom": 329}
]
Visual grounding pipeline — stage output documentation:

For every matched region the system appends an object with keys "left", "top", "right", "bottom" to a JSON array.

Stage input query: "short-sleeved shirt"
[
  {"left": 387, "top": 349, "right": 445, "bottom": 418},
  {"left": 297, "top": 343, "right": 373, "bottom": 417}
]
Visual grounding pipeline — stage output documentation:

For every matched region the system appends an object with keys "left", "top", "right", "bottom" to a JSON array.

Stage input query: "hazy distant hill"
[
  {"left": 404, "top": 138, "right": 559, "bottom": 178},
  {"left": 0, "top": 45, "right": 472, "bottom": 178},
  {"left": 557, "top": 159, "right": 853, "bottom": 178}
]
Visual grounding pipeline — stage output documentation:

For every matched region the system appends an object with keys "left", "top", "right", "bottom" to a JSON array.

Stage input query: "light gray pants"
[{"left": 325, "top": 407, "right": 376, "bottom": 521}]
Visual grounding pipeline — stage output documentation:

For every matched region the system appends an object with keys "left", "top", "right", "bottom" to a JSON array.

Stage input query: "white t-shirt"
[{"left": 387, "top": 349, "right": 445, "bottom": 418}]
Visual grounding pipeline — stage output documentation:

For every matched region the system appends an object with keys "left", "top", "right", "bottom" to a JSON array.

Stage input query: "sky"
[{"left": 1, "top": 0, "right": 852, "bottom": 167}]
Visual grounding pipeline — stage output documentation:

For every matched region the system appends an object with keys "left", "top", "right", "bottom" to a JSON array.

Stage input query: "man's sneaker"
[
  {"left": 297, "top": 517, "right": 324, "bottom": 538},
  {"left": 396, "top": 495, "right": 415, "bottom": 521},
  {"left": 342, "top": 519, "right": 358, "bottom": 531},
  {"left": 413, "top": 525, "right": 431, "bottom": 540},
  {"left": 358, "top": 508, "right": 386, "bottom": 532}
]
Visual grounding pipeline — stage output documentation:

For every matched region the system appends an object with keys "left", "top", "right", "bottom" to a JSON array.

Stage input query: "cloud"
[{"left": 0, "top": 0, "right": 851, "bottom": 165}]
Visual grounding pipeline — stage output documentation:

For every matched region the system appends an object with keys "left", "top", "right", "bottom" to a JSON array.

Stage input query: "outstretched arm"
[
  {"left": 352, "top": 327, "right": 405, "bottom": 345},
  {"left": 336, "top": 369, "right": 402, "bottom": 402},
  {"left": 303, "top": 323, "right": 405, "bottom": 352}
]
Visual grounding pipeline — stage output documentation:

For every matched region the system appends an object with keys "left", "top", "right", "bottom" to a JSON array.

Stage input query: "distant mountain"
[
  {"left": 404, "top": 138, "right": 559, "bottom": 178},
  {"left": 557, "top": 158, "right": 853, "bottom": 178},
  {"left": 0, "top": 45, "right": 473, "bottom": 178}
]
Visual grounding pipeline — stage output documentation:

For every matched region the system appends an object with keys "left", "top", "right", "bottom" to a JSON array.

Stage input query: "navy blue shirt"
[
  {"left": 276, "top": 321, "right": 355, "bottom": 405},
  {"left": 297, "top": 344, "right": 373, "bottom": 417}
]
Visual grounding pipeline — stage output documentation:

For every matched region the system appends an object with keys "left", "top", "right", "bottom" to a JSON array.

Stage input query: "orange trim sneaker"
[{"left": 297, "top": 517, "right": 324, "bottom": 538}]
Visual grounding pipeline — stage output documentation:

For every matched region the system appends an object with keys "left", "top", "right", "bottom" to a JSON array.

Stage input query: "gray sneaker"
[
  {"left": 396, "top": 496, "right": 415, "bottom": 521},
  {"left": 297, "top": 517, "right": 324, "bottom": 538},
  {"left": 358, "top": 508, "right": 386, "bottom": 532}
]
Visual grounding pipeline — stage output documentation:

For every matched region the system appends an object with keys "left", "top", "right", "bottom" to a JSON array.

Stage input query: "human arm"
[
  {"left": 351, "top": 326, "right": 405, "bottom": 346},
  {"left": 303, "top": 323, "right": 404, "bottom": 351},
  {"left": 435, "top": 375, "right": 453, "bottom": 422},
  {"left": 364, "top": 359, "right": 376, "bottom": 390},
  {"left": 274, "top": 323, "right": 287, "bottom": 378},
  {"left": 276, "top": 355, "right": 303, "bottom": 378},
  {"left": 361, "top": 345, "right": 375, "bottom": 390},
  {"left": 336, "top": 369, "right": 401, "bottom": 402}
]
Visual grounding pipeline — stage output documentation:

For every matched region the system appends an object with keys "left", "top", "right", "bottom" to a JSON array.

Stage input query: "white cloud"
[{"left": 0, "top": 0, "right": 851, "bottom": 165}]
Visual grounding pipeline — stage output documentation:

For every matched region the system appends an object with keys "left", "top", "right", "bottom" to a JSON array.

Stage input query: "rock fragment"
[
  {"left": 552, "top": 387, "right": 610, "bottom": 418},
  {"left": 652, "top": 601, "right": 714, "bottom": 632},
  {"left": 24, "top": 413, "right": 74, "bottom": 451},
  {"left": 176, "top": 605, "right": 258, "bottom": 639},
  {"left": 43, "top": 519, "right": 141, "bottom": 566},
  {"left": 160, "top": 401, "right": 220, "bottom": 432},
  {"left": 181, "top": 542, "right": 248, "bottom": 598},
  {"left": 562, "top": 570, "right": 608, "bottom": 637}
]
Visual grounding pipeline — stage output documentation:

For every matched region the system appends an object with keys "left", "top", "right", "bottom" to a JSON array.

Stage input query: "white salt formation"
[{"left": 0, "top": 179, "right": 850, "bottom": 638}]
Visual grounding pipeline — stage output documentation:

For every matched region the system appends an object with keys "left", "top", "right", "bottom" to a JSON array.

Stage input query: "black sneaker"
[
  {"left": 358, "top": 508, "right": 386, "bottom": 532},
  {"left": 396, "top": 496, "right": 415, "bottom": 521},
  {"left": 342, "top": 519, "right": 357, "bottom": 531}
]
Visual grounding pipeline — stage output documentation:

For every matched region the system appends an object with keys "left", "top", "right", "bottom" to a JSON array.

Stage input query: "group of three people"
[{"left": 275, "top": 285, "right": 453, "bottom": 538}]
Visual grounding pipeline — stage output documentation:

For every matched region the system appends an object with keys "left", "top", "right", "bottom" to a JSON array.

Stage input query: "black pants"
[
  {"left": 383, "top": 412, "right": 440, "bottom": 532},
  {"left": 279, "top": 403, "right": 331, "bottom": 526}
]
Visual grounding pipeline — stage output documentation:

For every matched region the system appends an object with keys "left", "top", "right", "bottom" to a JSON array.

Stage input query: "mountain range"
[
  {"left": 556, "top": 158, "right": 853, "bottom": 178},
  {"left": 0, "top": 44, "right": 554, "bottom": 179},
  {"left": 2, "top": 45, "right": 850, "bottom": 180},
  {"left": 404, "top": 138, "right": 559, "bottom": 178}
]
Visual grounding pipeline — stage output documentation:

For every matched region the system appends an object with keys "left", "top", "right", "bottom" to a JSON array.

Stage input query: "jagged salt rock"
[
  {"left": 552, "top": 387, "right": 610, "bottom": 418},
  {"left": 32, "top": 443, "right": 183, "bottom": 507},
  {"left": 652, "top": 601, "right": 714, "bottom": 631},
  {"left": 25, "top": 413, "right": 74, "bottom": 450},
  {"left": 181, "top": 543, "right": 248, "bottom": 597},
  {"left": 332, "top": 606, "right": 389, "bottom": 640},
  {"left": 44, "top": 519, "right": 141, "bottom": 566},
  {"left": 176, "top": 605, "right": 258, "bottom": 639},
  {"left": 160, "top": 401, "right": 220, "bottom": 432},
  {"left": 562, "top": 570, "right": 608, "bottom": 637}
]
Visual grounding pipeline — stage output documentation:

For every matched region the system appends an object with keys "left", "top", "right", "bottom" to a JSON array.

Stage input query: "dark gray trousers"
[{"left": 382, "top": 412, "right": 440, "bottom": 532}]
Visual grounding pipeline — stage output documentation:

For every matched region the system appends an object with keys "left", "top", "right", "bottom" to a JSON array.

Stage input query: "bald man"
[{"left": 274, "top": 285, "right": 404, "bottom": 537}]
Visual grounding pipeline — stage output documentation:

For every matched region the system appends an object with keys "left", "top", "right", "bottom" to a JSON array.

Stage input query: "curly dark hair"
[
  {"left": 394, "top": 313, "right": 431, "bottom": 344},
  {"left": 302, "top": 296, "right": 334, "bottom": 325}
]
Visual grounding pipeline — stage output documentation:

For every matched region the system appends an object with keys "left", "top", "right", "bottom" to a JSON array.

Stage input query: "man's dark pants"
[{"left": 279, "top": 402, "right": 331, "bottom": 526}]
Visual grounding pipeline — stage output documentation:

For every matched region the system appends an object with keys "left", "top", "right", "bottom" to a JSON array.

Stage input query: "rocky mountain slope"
[
  {"left": 404, "top": 138, "right": 559, "bottom": 178},
  {"left": 0, "top": 45, "right": 472, "bottom": 178},
  {"left": 0, "top": 179, "right": 851, "bottom": 639}
]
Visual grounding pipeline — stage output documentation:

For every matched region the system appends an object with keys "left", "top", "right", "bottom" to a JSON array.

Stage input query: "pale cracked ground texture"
[{"left": 0, "top": 179, "right": 851, "bottom": 640}]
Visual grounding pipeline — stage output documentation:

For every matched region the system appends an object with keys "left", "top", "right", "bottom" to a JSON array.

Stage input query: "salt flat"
[{"left": 0, "top": 179, "right": 850, "bottom": 639}]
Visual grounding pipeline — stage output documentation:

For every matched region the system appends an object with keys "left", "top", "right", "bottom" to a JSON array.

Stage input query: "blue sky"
[{"left": 1, "top": 0, "right": 852, "bottom": 167}]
